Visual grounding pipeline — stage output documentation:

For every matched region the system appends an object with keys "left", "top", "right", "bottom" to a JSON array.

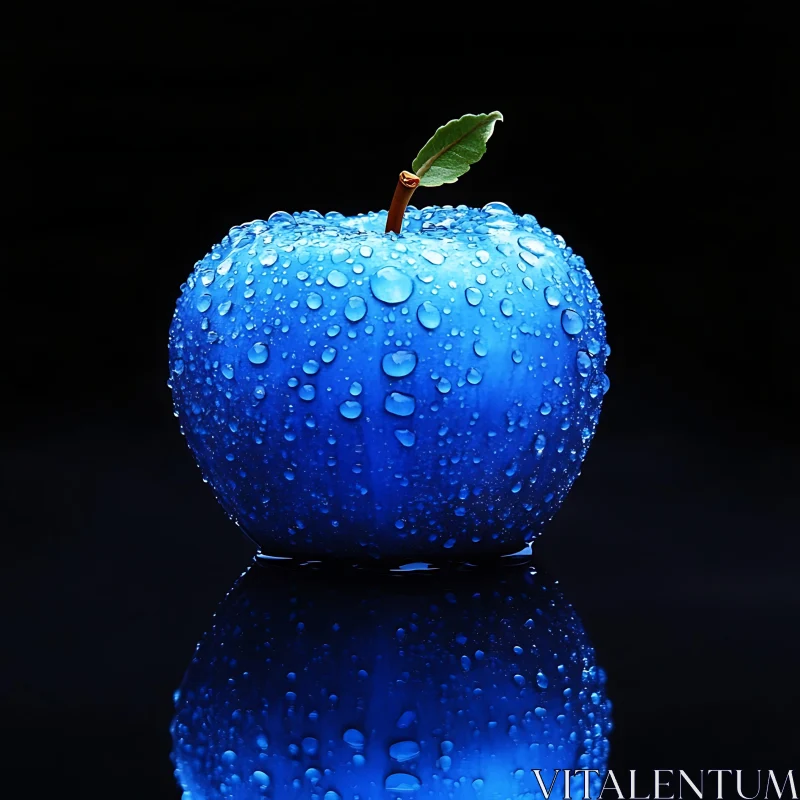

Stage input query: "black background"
[{"left": 4, "top": 17, "right": 797, "bottom": 799}]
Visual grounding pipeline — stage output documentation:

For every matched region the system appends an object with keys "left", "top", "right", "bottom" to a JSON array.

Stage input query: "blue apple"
[
  {"left": 171, "top": 560, "right": 613, "bottom": 799},
  {"left": 168, "top": 203, "right": 609, "bottom": 558}
]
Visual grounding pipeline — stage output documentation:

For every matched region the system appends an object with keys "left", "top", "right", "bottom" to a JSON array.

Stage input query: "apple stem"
[{"left": 385, "top": 170, "right": 421, "bottom": 235}]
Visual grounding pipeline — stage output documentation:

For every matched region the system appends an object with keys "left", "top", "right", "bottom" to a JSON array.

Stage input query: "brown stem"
[{"left": 385, "top": 170, "right": 420, "bottom": 234}]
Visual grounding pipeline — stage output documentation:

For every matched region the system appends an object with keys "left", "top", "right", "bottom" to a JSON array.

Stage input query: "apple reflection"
[{"left": 171, "top": 558, "right": 612, "bottom": 799}]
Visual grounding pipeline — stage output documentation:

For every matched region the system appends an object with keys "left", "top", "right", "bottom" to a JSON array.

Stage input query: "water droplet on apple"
[
  {"left": 303, "top": 360, "right": 320, "bottom": 375},
  {"left": 482, "top": 201, "right": 514, "bottom": 215},
  {"left": 370, "top": 267, "right": 413, "bottom": 304},
  {"left": 221, "top": 364, "right": 234, "bottom": 380},
  {"left": 327, "top": 269, "right": 348, "bottom": 288},
  {"left": 473, "top": 339, "right": 488, "bottom": 357},
  {"left": 350, "top": 381, "right": 362, "bottom": 396},
  {"left": 436, "top": 377, "right": 451, "bottom": 394},
  {"left": 345, "top": 296, "right": 367, "bottom": 322},
  {"left": 343, "top": 728, "right": 364, "bottom": 750},
  {"left": 576, "top": 350, "right": 592, "bottom": 377},
  {"left": 321, "top": 346, "right": 337, "bottom": 363},
  {"left": 465, "top": 287, "right": 483, "bottom": 306},
  {"left": 466, "top": 368, "right": 482, "bottom": 385},
  {"left": 259, "top": 249, "right": 278, "bottom": 267},
  {"left": 512, "top": 350, "right": 523, "bottom": 364},
  {"left": 339, "top": 400, "right": 362, "bottom": 420},
  {"left": 544, "top": 286, "right": 562, "bottom": 307},
  {"left": 417, "top": 301, "right": 441, "bottom": 330},
  {"left": 307, "top": 292, "right": 323, "bottom": 310},
  {"left": 196, "top": 294, "right": 212, "bottom": 312},
  {"left": 561, "top": 309, "right": 584, "bottom": 335},
  {"left": 382, "top": 350, "right": 417, "bottom": 378},
  {"left": 200, "top": 269, "right": 215, "bottom": 287},
  {"left": 422, "top": 250, "right": 445, "bottom": 265},
  {"left": 331, "top": 248, "right": 350, "bottom": 264},
  {"left": 518, "top": 236, "right": 547, "bottom": 255},
  {"left": 385, "top": 774, "right": 421, "bottom": 793},
  {"left": 500, "top": 298, "right": 514, "bottom": 317},
  {"left": 390, "top": 740, "right": 421, "bottom": 762},
  {"left": 539, "top": 401, "right": 552, "bottom": 415},
  {"left": 394, "top": 429, "right": 416, "bottom": 447},
  {"left": 267, "top": 210, "right": 295, "bottom": 227},
  {"left": 537, "top": 670, "right": 549, "bottom": 688},
  {"left": 299, "top": 384, "right": 316, "bottom": 401},
  {"left": 248, "top": 342, "right": 269, "bottom": 365},
  {"left": 534, "top": 433, "right": 547, "bottom": 455},
  {"left": 385, "top": 392, "right": 415, "bottom": 417},
  {"left": 217, "top": 300, "right": 232, "bottom": 316},
  {"left": 252, "top": 770, "right": 270, "bottom": 787},
  {"left": 359, "top": 245, "right": 373, "bottom": 258}
]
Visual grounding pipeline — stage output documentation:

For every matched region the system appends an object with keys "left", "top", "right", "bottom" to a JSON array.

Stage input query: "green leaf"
[{"left": 411, "top": 111, "right": 503, "bottom": 188}]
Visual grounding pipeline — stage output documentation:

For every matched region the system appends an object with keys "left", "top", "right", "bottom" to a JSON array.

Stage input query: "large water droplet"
[
  {"left": 417, "top": 301, "right": 441, "bottom": 330},
  {"left": 534, "top": 433, "right": 547, "bottom": 455},
  {"left": 196, "top": 294, "right": 212, "bottom": 312},
  {"left": 302, "top": 737, "right": 318, "bottom": 756},
  {"left": 307, "top": 292, "right": 323, "bottom": 310},
  {"left": 389, "top": 741, "right": 421, "bottom": 762},
  {"left": 466, "top": 368, "right": 482, "bottom": 385},
  {"left": 561, "top": 309, "right": 584, "bottom": 335},
  {"left": 465, "top": 287, "right": 483, "bottom": 306},
  {"left": 544, "top": 285, "right": 562, "bottom": 308},
  {"left": 359, "top": 245, "right": 373, "bottom": 258},
  {"left": 539, "top": 401, "right": 552, "bottom": 416},
  {"left": 303, "top": 359, "right": 320, "bottom": 375},
  {"left": 576, "top": 350, "right": 592, "bottom": 377},
  {"left": 248, "top": 342, "right": 269, "bottom": 365},
  {"left": 331, "top": 248, "right": 350, "bottom": 264},
  {"left": 537, "top": 670, "right": 549, "bottom": 688},
  {"left": 500, "top": 298, "right": 514, "bottom": 317},
  {"left": 518, "top": 236, "right": 547, "bottom": 255},
  {"left": 385, "top": 392, "right": 416, "bottom": 417},
  {"left": 394, "top": 429, "right": 416, "bottom": 447},
  {"left": 259, "top": 249, "right": 278, "bottom": 267},
  {"left": 321, "top": 346, "right": 337, "bottom": 364},
  {"left": 299, "top": 384, "right": 316, "bottom": 401},
  {"left": 345, "top": 296, "right": 367, "bottom": 322},
  {"left": 385, "top": 774, "right": 421, "bottom": 793},
  {"left": 473, "top": 339, "right": 488, "bottom": 357},
  {"left": 252, "top": 770, "right": 270, "bottom": 787},
  {"left": 343, "top": 729, "right": 364, "bottom": 751},
  {"left": 267, "top": 210, "right": 296, "bottom": 227},
  {"left": 422, "top": 250, "right": 445, "bottom": 265},
  {"left": 483, "top": 201, "right": 514, "bottom": 215},
  {"left": 327, "top": 269, "right": 348, "bottom": 288},
  {"left": 370, "top": 267, "right": 413, "bottom": 304},
  {"left": 396, "top": 710, "right": 416, "bottom": 728},
  {"left": 339, "top": 400, "right": 362, "bottom": 419},
  {"left": 218, "top": 300, "right": 232, "bottom": 316},
  {"left": 436, "top": 377, "right": 451, "bottom": 394},
  {"left": 382, "top": 350, "right": 417, "bottom": 378},
  {"left": 221, "top": 364, "right": 234, "bottom": 380}
]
